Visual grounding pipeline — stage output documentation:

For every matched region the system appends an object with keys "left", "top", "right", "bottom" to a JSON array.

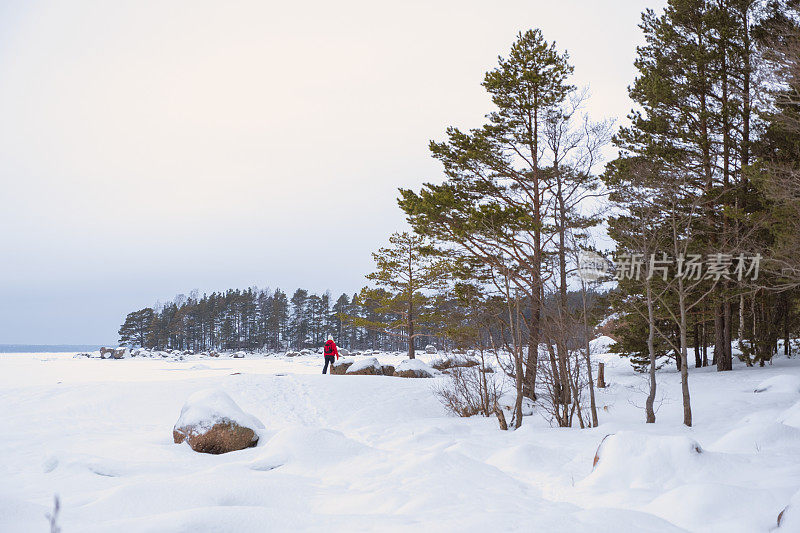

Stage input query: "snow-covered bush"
[{"left": 434, "top": 365, "right": 504, "bottom": 418}]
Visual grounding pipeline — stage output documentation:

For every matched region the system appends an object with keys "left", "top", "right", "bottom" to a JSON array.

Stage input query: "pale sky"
[{"left": 0, "top": 0, "right": 665, "bottom": 344}]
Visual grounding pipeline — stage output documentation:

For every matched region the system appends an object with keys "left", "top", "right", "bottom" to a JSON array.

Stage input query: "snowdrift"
[
  {"left": 753, "top": 374, "right": 800, "bottom": 394},
  {"left": 582, "top": 432, "right": 704, "bottom": 492}
]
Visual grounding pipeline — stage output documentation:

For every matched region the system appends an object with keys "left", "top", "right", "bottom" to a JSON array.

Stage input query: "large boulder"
[
  {"left": 424, "top": 344, "right": 437, "bottom": 354},
  {"left": 338, "top": 348, "right": 350, "bottom": 357},
  {"left": 432, "top": 355, "right": 479, "bottom": 371},
  {"left": 173, "top": 389, "right": 263, "bottom": 454},
  {"left": 393, "top": 359, "right": 436, "bottom": 378},
  {"left": 99, "top": 347, "right": 115, "bottom": 359},
  {"left": 381, "top": 364, "right": 395, "bottom": 376},
  {"left": 111, "top": 347, "right": 127, "bottom": 359},
  {"left": 331, "top": 359, "right": 353, "bottom": 375},
  {"left": 346, "top": 357, "right": 383, "bottom": 375}
]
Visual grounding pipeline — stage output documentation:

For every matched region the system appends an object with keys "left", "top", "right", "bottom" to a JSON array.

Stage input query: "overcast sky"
[{"left": 0, "top": 0, "right": 666, "bottom": 344}]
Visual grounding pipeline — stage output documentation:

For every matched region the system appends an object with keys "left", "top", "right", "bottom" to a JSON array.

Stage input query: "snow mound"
[
  {"left": 174, "top": 389, "right": 264, "bottom": 434},
  {"left": 582, "top": 432, "right": 704, "bottom": 491},
  {"left": 778, "top": 400, "right": 800, "bottom": 428},
  {"left": 589, "top": 335, "right": 617, "bottom": 354},
  {"left": 643, "top": 482, "right": 779, "bottom": 532},
  {"left": 250, "top": 427, "right": 372, "bottom": 472},
  {"left": 346, "top": 357, "right": 382, "bottom": 374},
  {"left": 753, "top": 375, "right": 800, "bottom": 394},
  {"left": 712, "top": 414, "right": 800, "bottom": 453},
  {"left": 394, "top": 358, "right": 436, "bottom": 378}
]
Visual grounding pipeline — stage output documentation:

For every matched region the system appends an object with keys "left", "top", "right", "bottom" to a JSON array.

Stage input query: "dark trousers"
[{"left": 322, "top": 355, "right": 335, "bottom": 374}]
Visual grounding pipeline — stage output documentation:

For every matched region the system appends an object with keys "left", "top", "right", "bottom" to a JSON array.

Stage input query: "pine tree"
[
  {"left": 118, "top": 308, "right": 154, "bottom": 347},
  {"left": 355, "top": 232, "right": 449, "bottom": 358},
  {"left": 290, "top": 289, "right": 309, "bottom": 349},
  {"left": 399, "top": 28, "right": 579, "bottom": 426}
]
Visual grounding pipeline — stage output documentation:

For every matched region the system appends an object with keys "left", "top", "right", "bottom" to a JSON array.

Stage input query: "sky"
[{"left": 0, "top": 0, "right": 666, "bottom": 345}]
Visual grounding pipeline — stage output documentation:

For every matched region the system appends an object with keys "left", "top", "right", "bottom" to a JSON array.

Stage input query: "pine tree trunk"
[
  {"left": 525, "top": 293, "right": 539, "bottom": 400},
  {"left": 407, "top": 312, "right": 415, "bottom": 360},
  {"left": 679, "top": 287, "right": 692, "bottom": 427},
  {"left": 701, "top": 320, "right": 708, "bottom": 367},
  {"left": 645, "top": 282, "right": 657, "bottom": 423},
  {"left": 715, "top": 303, "right": 725, "bottom": 370},
  {"left": 582, "top": 285, "right": 599, "bottom": 427},
  {"left": 785, "top": 304, "right": 791, "bottom": 357},
  {"left": 739, "top": 293, "right": 745, "bottom": 348},
  {"left": 524, "top": 291, "right": 540, "bottom": 400},
  {"left": 693, "top": 321, "right": 701, "bottom": 368},
  {"left": 724, "top": 300, "right": 733, "bottom": 370}
]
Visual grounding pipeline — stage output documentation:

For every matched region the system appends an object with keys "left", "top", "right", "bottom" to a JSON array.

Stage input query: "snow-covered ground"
[{"left": 2, "top": 349, "right": 800, "bottom": 532}]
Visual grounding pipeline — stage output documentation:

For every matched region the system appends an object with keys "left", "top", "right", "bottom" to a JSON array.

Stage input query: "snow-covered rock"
[
  {"left": 346, "top": 357, "right": 383, "bottom": 375},
  {"left": 331, "top": 359, "right": 353, "bottom": 375},
  {"left": 394, "top": 358, "right": 435, "bottom": 378},
  {"left": 431, "top": 355, "right": 480, "bottom": 371},
  {"left": 173, "top": 389, "right": 263, "bottom": 454},
  {"left": 425, "top": 344, "right": 437, "bottom": 354}
]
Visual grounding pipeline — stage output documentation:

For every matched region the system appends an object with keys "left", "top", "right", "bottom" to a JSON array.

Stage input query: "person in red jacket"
[{"left": 322, "top": 334, "right": 339, "bottom": 374}]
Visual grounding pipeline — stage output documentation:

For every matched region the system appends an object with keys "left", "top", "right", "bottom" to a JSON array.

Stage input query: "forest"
[
  {"left": 118, "top": 288, "right": 420, "bottom": 353},
  {"left": 120, "top": 0, "right": 800, "bottom": 430}
]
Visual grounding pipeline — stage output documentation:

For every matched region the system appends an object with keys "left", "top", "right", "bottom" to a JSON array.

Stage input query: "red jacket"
[{"left": 324, "top": 340, "right": 339, "bottom": 360}]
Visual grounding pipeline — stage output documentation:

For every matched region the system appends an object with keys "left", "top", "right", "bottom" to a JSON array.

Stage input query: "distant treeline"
[
  {"left": 118, "top": 288, "right": 449, "bottom": 352},
  {"left": 119, "top": 286, "right": 609, "bottom": 354}
]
